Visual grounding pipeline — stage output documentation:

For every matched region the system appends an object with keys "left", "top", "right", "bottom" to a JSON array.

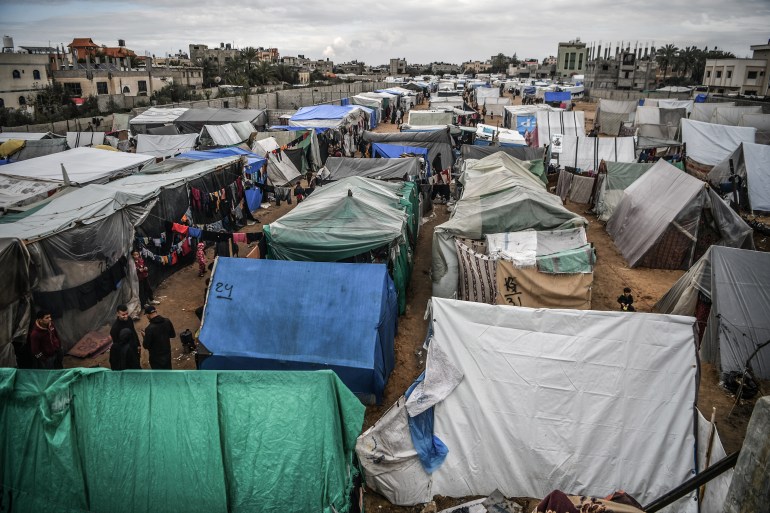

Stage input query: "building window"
[
  {"left": 726, "top": 70, "right": 732, "bottom": 79},
  {"left": 745, "top": 90, "right": 757, "bottom": 96},
  {"left": 32, "top": 69, "right": 41, "bottom": 80},
  {"left": 563, "top": 53, "right": 569, "bottom": 68},
  {"left": 602, "top": 65, "right": 609, "bottom": 71},
  {"left": 12, "top": 69, "right": 21, "bottom": 79},
  {"left": 624, "top": 71, "right": 630, "bottom": 79},
  {"left": 747, "top": 71, "right": 758, "bottom": 79},
  {"left": 716, "top": 71, "right": 722, "bottom": 78},
  {"left": 63, "top": 82, "right": 83, "bottom": 96},
  {"left": 122, "top": 85, "right": 131, "bottom": 94},
  {"left": 578, "top": 53, "right": 583, "bottom": 70},
  {"left": 138, "top": 80, "right": 147, "bottom": 93},
  {"left": 0, "top": 98, "right": 4, "bottom": 108},
  {"left": 706, "top": 71, "right": 711, "bottom": 78},
  {"left": 97, "top": 81, "right": 108, "bottom": 95},
  {"left": 18, "top": 96, "right": 26, "bottom": 105}
]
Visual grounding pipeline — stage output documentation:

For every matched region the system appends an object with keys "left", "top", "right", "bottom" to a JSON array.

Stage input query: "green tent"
[
  {"left": 0, "top": 368, "right": 364, "bottom": 513},
  {"left": 265, "top": 176, "right": 418, "bottom": 314}
]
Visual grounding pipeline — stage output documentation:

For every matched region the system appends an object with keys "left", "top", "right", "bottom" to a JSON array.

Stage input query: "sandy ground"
[{"left": 63, "top": 93, "right": 767, "bottom": 513}]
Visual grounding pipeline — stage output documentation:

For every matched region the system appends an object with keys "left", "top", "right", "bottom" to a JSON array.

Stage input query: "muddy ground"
[{"left": 64, "top": 95, "right": 767, "bottom": 513}]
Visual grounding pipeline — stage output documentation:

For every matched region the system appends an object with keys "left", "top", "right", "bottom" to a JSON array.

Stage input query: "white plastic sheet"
[
  {"left": 559, "top": 136, "right": 635, "bottom": 172},
  {"left": 537, "top": 111, "right": 585, "bottom": 148},
  {"left": 66, "top": 132, "right": 105, "bottom": 148},
  {"left": 681, "top": 119, "right": 756, "bottom": 166},
  {"left": 135, "top": 134, "right": 198, "bottom": 158}
]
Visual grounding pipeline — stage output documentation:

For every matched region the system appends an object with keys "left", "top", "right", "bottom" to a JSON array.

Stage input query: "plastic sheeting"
[
  {"left": 607, "top": 160, "right": 754, "bottom": 269},
  {"left": 597, "top": 99, "right": 637, "bottom": 135},
  {"left": 681, "top": 119, "right": 757, "bottom": 166},
  {"left": 130, "top": 107, "right": 189, "bottom": 126},
  {"left": 709, "top": 142, "right": 770, "bottom": 212},
  {"left": 656, "top": 246, "right": 770, "bottom": 380},
  {"left": 135, "top": 133, "right": 198, "bottom": 158},
  {"left": 0, "top": 175, "right": 61, "bottom": 209},
  {"left": 594, "top": 162, "right": 653, "bottom": 222},
  {"left": 711, "top": 106, "right": 763, "bottom": 126},
  {"left": 559, "top": 136, "right": 636, "bottom": 172},
  {"left": 66, "top": 131, "right": 105, "bottom": 148},
  {"left": 739, "top": 113, "right": 770, "bottom": 145},
  {"left": 690, "top": 102, "right": 735, "bottom": 123},
  {"left": 0, "top": 132, "right": 56, "bottom": 141},
  {"left": 199, "top": 259, "right": 397, "bottom": 404},
  {"left": 174, "top": 108, "right": 266, "bottom": 134},
  {"left": 323, "top": 156, "right": 421, "bottom": 181},
  {"left": 265, "top": 151, "right": 301, "bottom": 186},
  {"left": 432, "top": 152, "right": 587, "bottom": 298},
  {"left": 0, "top": 238, "right": 31, "bottom": 366},
  {"left": 363, "top": 129, "right": 454, "bottom": 170},
  {"left": 0, "top": 147, "right": 154, "bottom": 185},
  {"left": 407, "top": 110, "right": 453, "bottom": 126},
  {"left": 0, "top": 368, "right": 364, "bottom": 513},
  {"left": 357, "top": 298, "right": 700, "bottom": 509},
  {"left": 460, "top": 144, "right": 545, "bottom": 162},
  {"left": 536, "top": 111, "right": 585, "bottom": 148},
  {"left": 7, "top": 138, "right": 68, "bottom": 162},
  {"left": 289, "top": 105, "right": 368, "bottom": 129}
]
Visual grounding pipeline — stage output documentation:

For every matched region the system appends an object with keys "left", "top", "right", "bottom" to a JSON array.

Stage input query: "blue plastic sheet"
[
  {"left": 405, "top": 372, "right": 449, "bottom": 473},
  {"left": 179, "top": 147, "right": 266, "bottom": 175}
]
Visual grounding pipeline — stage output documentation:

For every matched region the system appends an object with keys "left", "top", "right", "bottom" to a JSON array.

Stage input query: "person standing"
[
  {"left": 110, "top": 328, "right": 141, "bottom": 370},
  {"left": 132, "top": 250, "right": 158, "bottom": 308},
  {"left": 110, "top": 304, "right": 140, "bottom": 357},
  {"left": 196, "top": 242, "right": 207, "bottom": 277},
  {"left": 141, "top": 305, "right": 176, "bottom": 370},
  {"left": 396, "top": 107, "right": 403, "bottom": 127},
  {"left": 28, "top": 310, "right": 63, "bottom": 369}
]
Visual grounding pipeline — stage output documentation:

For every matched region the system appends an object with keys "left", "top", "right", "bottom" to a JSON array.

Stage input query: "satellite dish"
[{"left": 214, "top": 76, "right": 222, "bottom": 84}]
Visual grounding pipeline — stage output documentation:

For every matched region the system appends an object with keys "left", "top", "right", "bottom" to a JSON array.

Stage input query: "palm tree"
[
  {"left": 274, "top": 64, "right": 298, "bottom": 85},
  {"left": 241, "top": 47, "right": 259, "bottom": 72},
  {"left": 249, "top": 61, "right": 275, "bottom": 86},
  {"left": 675, "top": 46, "right": 697, "bottom": 81},
  {"left": 655, "top": 44, "right": 679, "bottom": 85},
  {"left": 224, "top": 55, "right": 246, "bottom": 85}
]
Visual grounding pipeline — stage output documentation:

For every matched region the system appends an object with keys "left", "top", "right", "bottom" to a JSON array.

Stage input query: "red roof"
[
  {"left": 102, "top": 47, "right": 136, "bottom": 58},
  {"left": 68, "top": 38, "right": 98, "bottom": 49}
]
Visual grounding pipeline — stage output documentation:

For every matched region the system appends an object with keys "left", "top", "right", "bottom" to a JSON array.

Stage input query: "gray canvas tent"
[
  {"left": 174, "top": 108, "right": 267, "bottom": 134},
  {"left": 363, "top": 129, "right": 454, "bottom": 171},
  {"left": 460, "top": 144, "right": 545, "bottom": 162},
  {"left": 596, "top": 99, "right": 637, "bottom": 136},
  {"left": 7, "top": 139, "right": 68, "bottom": 162},
  {"left": 321, "top": 157, "right": 421, "bottom": 181},
  {"left": 593, "top": 161, "right": 654, "bottom": 222},
  {"left": 129, "top": 107, "right": 189, "bottom": 135},
  {"left": 607, "top": 159, "right": 754, "bottom": 269},
  {"left": 0, "top": 238, "right": 31, "bottom": 367},
  {"left": 655, "top": 246, "right": 770, "bottom": 380},
  {"left": 433, "top": 152, "right": 587, "bottom": 298},
  {"left": 708, "top": 142, "right": 770, "bottom": 213}
]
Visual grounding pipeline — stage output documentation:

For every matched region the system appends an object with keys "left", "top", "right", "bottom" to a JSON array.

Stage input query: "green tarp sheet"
[{"left": 0, "top": 368, "right": 364, "bottom": 513}]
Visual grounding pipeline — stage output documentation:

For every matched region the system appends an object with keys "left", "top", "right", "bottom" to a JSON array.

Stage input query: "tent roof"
[
  {"left": 371, "top": 143, "right": 428, "bottom": 159},
  {"left": 0, "top": 147, "right": 154, "bottom": 184},
  {"left": 129, "top": 107, "right": 189, "bottom": 125},
  {"left": 174, "top": 107, "right": 265, "bottom": 124},
  {"left": 460, "top": 144, "right": 545, "bottom": 162},
  {"left": 323, "top": 156, "right": 421, "bottom": 181},
  {"left": 362, "top": 129, "right": 455, "bottom": 169},
  {"left": 179, "top": 148, "right": 265, "bottom": 171},
  {"left": 681, "top": 118, "right": 756, "bottom": 166},
  {"left": 9, "top": 138, "right": 68, "bottom": 162},
  {"left": 135, "top": 133, "right": 198, "bottom": 158},
  {"left": 199, "top": 258, "right": 397, "bottom": 399},
  {"left": 709, "top": 142, "right": 770, "bottom": 212},
  {"left": 0, "top": 132, "right": 59, "bottom": 142}
]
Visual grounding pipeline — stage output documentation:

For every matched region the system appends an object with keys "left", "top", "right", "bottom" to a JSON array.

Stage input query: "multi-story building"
[
  {"left": 462, "top": 60, "right": 492, "bottom": 74},
  {"left": 543, "top": 56, "right": 558, "bottom": 66},
  {"left": 308, "top": 58, "right": 334, "bottom": 75},
  {"left": 584, "top": 51, "right": 657, "bottom": 91},
  {"left": 189, "top": 43, "right": 240, "bottom": 74},
  {"left": 336, "top": 60, "right": 365, "bottom": 75},
  {"left": 430, "top": 62, "right": 460, "bottom": 75},
  {"left": 557, "top": 40, "right": 587, "bottom": 79},
  {"left": 0, "top": 36, "right": 52, "bottom": 110},
  {"left": 389, "top": 58, "right": 407, "bottom": 75},
  {"left": 703, "top": 41, "right": 770, "bottom": 96}
]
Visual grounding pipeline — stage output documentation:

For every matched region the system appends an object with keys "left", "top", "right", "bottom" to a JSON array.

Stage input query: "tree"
[
  {"left": 249, "top": 61, "right": 275, "bottom": 86},
  {"left": 655, "top": 44, "right": 679, "bottom": 85},
  {"left": 490, "top": 53, "right": 509, "bottom": 73},
  {"left": 274, "top": 64, "right": 298, "bottom": 85},
  {"left": 674, "top": 46, "right": 697, "bottom": 81},
  {"left": 241, "top": 47, "right": 259, "bottom": 72},
  {"left": 510, "top": 53, "right": 520, "bottom": 66},
  {"left": 223, "top": 55, "right": 246, "bottom": 85},
  {"left": 309, "top": 69, "right": 325, "bottom": 83},
  {"left": 195, "top": 58, "right": 217, "bottom": 88}
]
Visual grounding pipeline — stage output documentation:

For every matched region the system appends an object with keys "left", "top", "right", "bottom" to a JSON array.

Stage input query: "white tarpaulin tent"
[
  {"left": 129, "top": 107, "right": 188, "bottom": 134},
  {"left": 478, "top": 97, "right": 511, "bottom": 116},
  {"left": 0, "top": 147, "right": 153, "bottom": 185},
  {"left": 711, "top": 106, "right": 763, "bottom": 126},
  {"left": 559, "top": 136, "right": 635, "bottom": 172},
  {"left": 739, "top": 113, "right": 770, "bottom": 144},
  {"left": 0, "top": 132, "right": 58, "bottom": 142},
  {"left": 681, "top": 119, "right": 757, "bottom": 166},
  {"left": 655, "top": 246, "right": 770, "bottom": 380},
  {"left": 407, "top": 110, "right": 453, "bottom": 126},
  {"left": 645, "top": 99, "right": 694, "bottom": 116},
  {"left": 597, "top": 99, "right": 637, "bottom": 135},
  {"left": 0, "top": 175, "right": 62, "bottom": 209},
  {"left": 537, "top": 111, "right": 585, "bottom": 148},
  {"left": 199, "top": 121, "right": 254, "bottom": 147},
  {"left": 593, "top": 162, "right": 654, "bottom": 222},
  {"left": 690, "top": 102, "right": 735, "bottom": 123},
  {"left": 357, "top": 298, "right": 701, "bottom": 510},
  {"left": 66, "top": 131, "right": 105, "bottom": 148},
  {"left": 607, "top": 159, "right": 754, "bottom": 269},
  {"left": 265, "top": 151, "right": 301, "bottom": 186},
  {"left": 135, "top": 134, "right": 198, "bottom": 158},
  {"left": 251, "top": 137, "right": 280, "bottom": 155},
  {"left": 708, "top": 142, "right": 770, "bottom": 212}
]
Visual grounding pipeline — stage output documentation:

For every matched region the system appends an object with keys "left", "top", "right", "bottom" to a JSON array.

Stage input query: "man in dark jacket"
[
  {"left": 28, "top": 310, "right": 63, "bottom": 369},
  {"left": 110, "top": 304, "right": 140, "bottom": 360},
  {"left": 141, "top": 305, "right": 176, "bottom": 369},
  {"left": 111, "top": 328, "right": 141, "bottom": 371}
]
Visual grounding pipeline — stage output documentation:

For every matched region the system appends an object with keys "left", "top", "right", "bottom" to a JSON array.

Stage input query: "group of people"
[
  {"left": 383, "top": 104, "right": 404, "bottom": 127},
  {"left": 109, "top": 303, "right": 176, "bottom": 371}
]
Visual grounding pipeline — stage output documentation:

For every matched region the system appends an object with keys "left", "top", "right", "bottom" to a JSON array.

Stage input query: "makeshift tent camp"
[
  {"left": 644, "top": 98, "right": 694, "bottom": 116},
  {"left": 129, "top": 107, "right": 189, "bottom": 134},
  {"left": 453, "top": 228, "right": 594, "bottom": 308},
  {"left": 357, "top": 298, "right": 702, "bottom": 511},
  {"left": 474, "top": 124, "right": 526, "bottom": 147},
  {"left": 198, "top": 259, "right": 397, "bottom": 404},
  {"left": 0, "top": 238, "right": 31, "bottom": 367},
  {"left": 596, "top": 99, "right": 637, "bottom": 135},
  {"left": 363, "top": 129, "right": 454, "bottom": 171},
  {"left": 536, "top": 110, "right": 585, "bottom": 148},
  {"left": 477, "top": 96, "right": 511, "bottom": 116},
  {"left": 3, "top": 138, "right": 68, "bottom": 162},
  {"left": 691, "top": 102, "right": 735, "bottom": 123},
  {"left": 322, "top": 156, "right": 422, "bottom": 182},
  {"left": 739, "top": 113, "right": 770, "bottom": 144},
  {"left": 1, "top": 368, "right": 364, "bottom": 513},
  {"left": 681, "top": 118, "right": 757, "bottom": 167},
  {"left": 289, "top": 105, "right": 369, "bottom": 129},
  {"left": 460, "top": 144, "right": 545, "bottom": 163},
  {"left": 503, "top": 104, "right": 557, "bottom": 133},
  {"left": 711, "top": 106, "right": 763, "bottom": 126},
  {"left": 607, "top": 159, "right": 754, "bottom": 269},
  {"left": 66, "top": 131, "right": 105, "bottom": 148},
  {"left": 253, "top": 129, "right": 322, "bottom": 173},
  {"left": 0, "top": 132, "right": 60, "bottom": 142},
  {"left": 558, "top": 136, "right": 636, "bottom": 172},
  {"left": 178, "top": 147, "right": 266, "bottom": 176},
  {"left": 174, "top": 108, "right": 267, "bottom": 134},
  {"left": 593, "top": 161, "right": 654, "bottom": 221},
  {"left": 433, "top": 152, "right": 587, "bottom": 298},
  {"left": 198, "top": 121, "right": 255, "bottom": 148},
  {"left": 708, "top": 142, "right": 770, "bottom": 213},
  {"left": 654, "top": 246, "right": 770, "bottom": 380},
  {"left": 135, "top": 133, "right": 198, "bottom": 158},
  {"left": 264, "top": 176, "right": 417, "bottom": 314},
  {"left": 406, "top": 110, "right": 453, "bottom": 126},
  {"left": 264, "top": 150, "right": 301, "bottom": 186}
]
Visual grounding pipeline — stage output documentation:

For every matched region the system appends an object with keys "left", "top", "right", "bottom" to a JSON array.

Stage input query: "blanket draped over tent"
[
  {"left": 1, "top": 368, "right": 364, "bottom": 513},
  {"left": 357, "top": 299, "right": 700, "bottom": 510}
]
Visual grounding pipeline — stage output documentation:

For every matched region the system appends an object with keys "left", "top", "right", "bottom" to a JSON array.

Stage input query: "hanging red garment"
[{"left": 171, "top": 223, "right": 189, "bottom": 236}]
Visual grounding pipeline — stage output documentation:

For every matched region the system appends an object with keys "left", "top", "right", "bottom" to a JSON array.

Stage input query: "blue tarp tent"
[
  {"left": 372, "top": 143, "right": 431, "bottom": 175},
  {"left": 178, "top": 147, "right": 266, "bottom": 176},
  {"left": 544, "top": 91, "right": 571, "bottom": 103},
  {"left": 289, "top": 105, "right": 369, "bottom": 129},
  {"left": 199, "top": 259, "right": 398, "bottom": 404}
]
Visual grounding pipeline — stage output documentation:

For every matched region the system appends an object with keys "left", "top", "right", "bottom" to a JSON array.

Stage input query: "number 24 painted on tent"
[{"left": 215, "top": 282, "right": 234, "bottom": 300}]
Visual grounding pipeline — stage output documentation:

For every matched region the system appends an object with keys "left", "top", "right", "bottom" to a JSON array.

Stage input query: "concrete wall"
[{"left": 586, "top": 88, "right": 692, "bottom": 101}]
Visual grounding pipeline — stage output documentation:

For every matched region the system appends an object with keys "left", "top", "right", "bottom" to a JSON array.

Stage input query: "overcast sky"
[{"left": 1, "top": 0, "right": 768, "bottom": 65}]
